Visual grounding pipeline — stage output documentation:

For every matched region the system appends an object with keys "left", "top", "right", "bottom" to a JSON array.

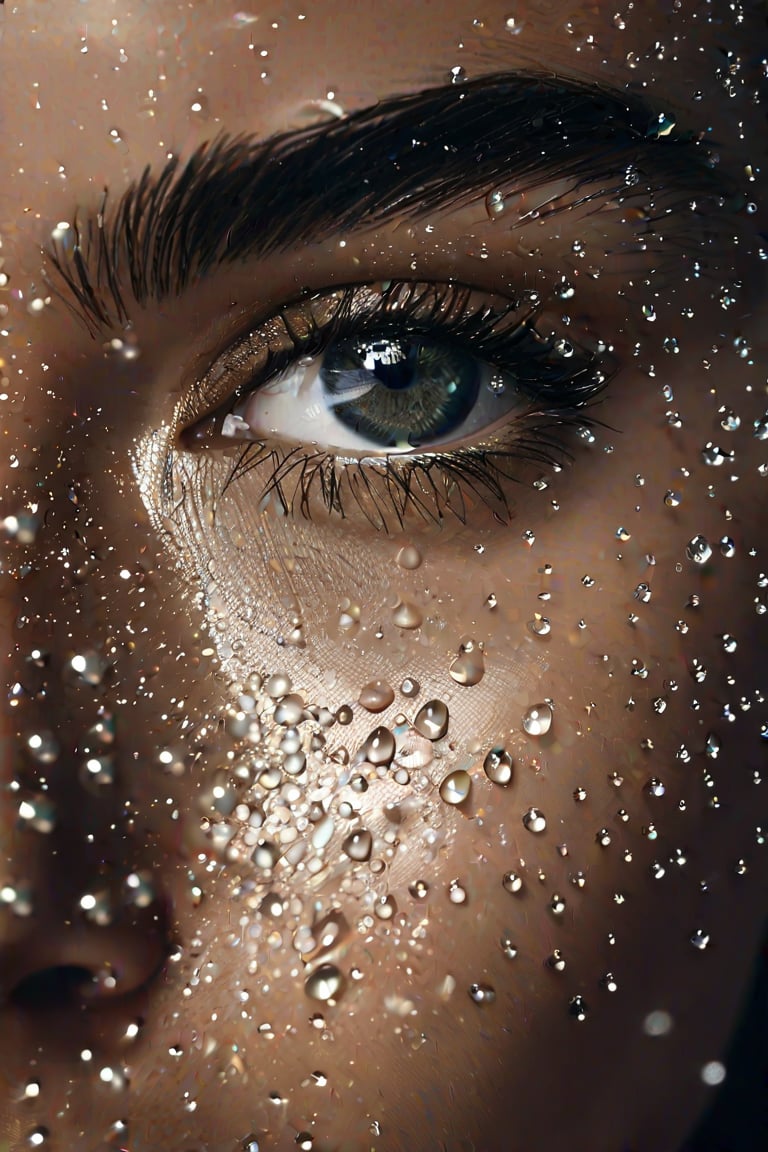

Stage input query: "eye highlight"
[{"left": 180, "top": 280, "right": 614, "bottom": 531}]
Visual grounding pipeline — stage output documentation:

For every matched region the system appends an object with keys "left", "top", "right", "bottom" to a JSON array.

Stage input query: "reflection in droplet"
[
  {"left": 342, "top": 828, "right": 372, "bottom": 862},
  {"left": 502, "top": 872, "right": 523, "bottom": 894},
  {"left": 468, "top": 983, "right": 496, "bottom": 1004},
  {"left": 523, "top": 807, "right": 547, "bottom": 833},
  {"left": 396, "top": 544, "right": 422, "bottom": 569},
  {"left": 413, "top": 700, "right": 449, "bottom": 741},
  {"left": 358, "top": 680, "right": 395, "bottom": 713},
  {"left": 522, "top": 703, "right": 552, "bottom": 736},
  {"left": 439, "top": 769, "right": 471, "bottom": 805},
  {"left": 449, "top": 640, "right": 485, "bottom": 686},
  {"left": 392, "top": 601, "right": 423, "bottom": 629},
  {"left": 305, "top": 964, "right": 345, "bottom": 1002},
  {"left": 686, "top": 535, "right": 712, "bottom": 564},
  {"left": 483, "top": 747, "right": 513, "bottom": 785},
  {"left": 361, "top": 726, "right": 395, "bottom": 765}
]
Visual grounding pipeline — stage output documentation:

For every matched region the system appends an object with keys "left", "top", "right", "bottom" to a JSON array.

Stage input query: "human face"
[{"left": 0, "top": 2, "right": 765, "bottom": 1150}]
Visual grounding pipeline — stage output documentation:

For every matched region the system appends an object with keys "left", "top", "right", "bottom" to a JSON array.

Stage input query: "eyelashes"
[{"left": 179, "top": 279, "right": 615, "bottom": 532}]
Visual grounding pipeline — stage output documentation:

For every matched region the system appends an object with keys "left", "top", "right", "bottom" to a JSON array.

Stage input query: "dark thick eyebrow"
[{"left": 47, "top": 71, "right": 727, "bottom": 334}]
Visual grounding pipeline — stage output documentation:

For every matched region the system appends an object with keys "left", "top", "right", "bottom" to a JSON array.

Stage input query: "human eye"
[{"left": 179, "top": 278, "right": 612, "bottom": 530}]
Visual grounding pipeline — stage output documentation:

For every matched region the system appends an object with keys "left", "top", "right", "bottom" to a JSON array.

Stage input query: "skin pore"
[{"left": 0, "top": 0, "right": 766, "bottom": 1149}]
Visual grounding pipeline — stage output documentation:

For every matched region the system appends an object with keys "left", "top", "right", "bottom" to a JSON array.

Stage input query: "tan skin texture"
[{"left": 0, "top": 2, "right": 766, "bottom": 1150}]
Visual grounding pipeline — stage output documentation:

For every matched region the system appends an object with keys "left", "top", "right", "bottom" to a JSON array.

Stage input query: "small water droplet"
[
  {"left": 374, "top": 893, "right": 397, "bottom": 920},
  {"left": 502, "top": 871, "right": 523, "bottom": 893},
  {"left": 483, "top": 747, "right": 513, "bottom": 785},
  {"left": 500, "top": 934, "right": 518, "bottom": 959},
  {"left": 527, "top": 614, "right": 551, "bottom": 636},
  {"left": 468, "top": 982, "right": 496, "bottom": 1003},
  {"left": 439, "top": 769, "right": 471, "bottom": 805},
  {"left": 448, "top": 878, "right": 467, "bottom": 904},
  {"left": 342, "top": 828, "right": 372, "bottom": 862},
  {"left": 634, "top": 582, "right": 652, "bottom": 603},
  {"left": 686, "top": 535, "right": 712, "bottom": 565},
  {"left": 413, "top": 699, "right": 449, "bottom": 741},
  {"left": 664, "top": 489, "right": 682, "bottom": 507},
  {"left": 408, "top": 879, "right": 429, "bottom": 899},
  {"left": 485, "top": 188, "right": 506, "bottom": 218},
  {"left": 25, "top": 730, "right": 60, "bottom": 764},
  {"left": 643, "top": 1009, "right": 673, "bottom": 1036},
  {"left": 690, "top": 928, "right": 710, "bottom": 950},
  {"left": 522, "top": 703, "right": 552, "bottom": 736},
  {"left": 568, "top": 995, "right": 589, "bottom": 1020},
  {"left": 523, "top": 807, "right": 547, "bottom": 833}
]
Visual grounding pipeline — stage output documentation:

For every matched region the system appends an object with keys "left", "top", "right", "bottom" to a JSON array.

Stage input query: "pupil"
[{"left": 322, "top": 336, "right": 480, "bottom": 448}]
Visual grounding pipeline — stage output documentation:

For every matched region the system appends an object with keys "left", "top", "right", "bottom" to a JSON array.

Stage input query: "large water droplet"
[
  {"left": 686, "top": 535, "right": 712, "bottom": 564},
  {"left": 522, "top": 703, "right": 552, "bottom": 736},
  {"left": 360, "top": 726, "right": 395, "bottom": 765},
  {"left": 483, "top": 747, "right": 513, "bottom": 785},
  {"left": 358, "top": 680, "right": 395, "bottom": 713},
  {"left": 439, "top": 769, "right": 471, "bottom": 805},
  {"left": 342, "top": 828, "right": 372, "bottom": 861},
  {"left": 413, "top": 699, "right": 449, "bottom": 741},
  {"left": 305, "top": 964, "right": 345, "bottom": 1002},
  {"left": 449, "top": 640, "right": 485, "bottom": 686},
  {"left": 502, "top": 871, "right": 523, "bottom": 893},
  {"left": 396, "top": 543, "right": 422, "bottom": 569},
  {"left": 392, "top": 601, "right": 423, "bottom": 629}
]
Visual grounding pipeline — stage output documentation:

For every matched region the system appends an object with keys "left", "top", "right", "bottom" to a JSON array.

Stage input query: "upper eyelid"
[{"left": 44, "top": 71, "right": 730, "bottom": 337}]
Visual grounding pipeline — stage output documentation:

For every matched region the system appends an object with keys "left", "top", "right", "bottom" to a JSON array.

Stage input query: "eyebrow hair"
[{"left": 47, "top": 71, "right": 728, "bottom": 334}]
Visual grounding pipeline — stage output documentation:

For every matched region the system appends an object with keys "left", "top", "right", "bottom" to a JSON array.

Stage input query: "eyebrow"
[{"left": 47, "top": 71, "right": 728, "bottom": 334}]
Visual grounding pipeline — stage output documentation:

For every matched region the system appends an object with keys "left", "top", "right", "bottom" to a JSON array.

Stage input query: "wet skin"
[{"left": 0, "top": 2, "right": 766, "bottom": 1150}]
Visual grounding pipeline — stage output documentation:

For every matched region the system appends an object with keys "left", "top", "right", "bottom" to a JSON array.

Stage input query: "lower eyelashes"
[{"left": 178, "top": 279, "right": 615, "bottom": 531}]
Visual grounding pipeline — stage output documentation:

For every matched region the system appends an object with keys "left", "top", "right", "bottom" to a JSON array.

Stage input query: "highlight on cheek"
[{"left": 1, "top": 7, "right": 767, "bottom": 1152}]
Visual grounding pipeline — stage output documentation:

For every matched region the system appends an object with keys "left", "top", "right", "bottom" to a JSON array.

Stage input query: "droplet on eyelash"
[
  {"left": 523, "top": 806, "right": 547, "bottom": 833},
  {"left": 686, "top": 535, "right": 712, "bottom": 565},
  {"left": 439, "top": 769, "right": 471, "bottom": 806},
  {"left": 357, "top": 680, "right": 395, "bottom": 713},
  {"left": 522, "top": 703, "right": 553, "bottom": 736},
  {"left": 413, "top": 700, "right": 449, "bottom": 741},
  {"left": 483, "top": 747, "right": 513, "bottom": 785},
  {"left": 485, "top": 188, "right": 506, "bottom": 218}
]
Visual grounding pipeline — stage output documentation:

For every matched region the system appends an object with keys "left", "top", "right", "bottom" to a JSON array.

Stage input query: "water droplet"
[
  {"left": 634, "top": 582, "right": 652, "bottom": 603},
  {"left": 568, "top": 995, "right": 589, "bottom": 1021},
  {"left": 305, "top": 964, "right": 345, "bottom": 1002},
  {"left": 400, "top": 676, "right": 420, "bottom": 697},
  {"left": 664, "top": 489, "right": 682, "bottom": 507},
  {"left": 408, "top": 879, "right": 429, "bottom": 899},
  {"left": 550, "top": 893, "right": 566, "bottom": 915},
  {"left": 358, "top": 680, "right": 395, "bottom": 713},
  {"left": 273, "top": 694, "right": 304, "bottom": 725},
  {"left": 450, "top": 65, "right": 466, "bottom": 83},
  {"left": 395, "top": 543, "right": 422, "bottom": 569},
  {"left": 753, "top": 415, "right": 768, "bottom": 440},
  {"left": 485, "top": 188, "right": 506, "bottom": 218},
  {"left": 439, "top": 769, "right": 471, "bottom": 805},
  {"left": 522, "top": 703, "right": 552, "bottom": 736},
  {"left": 342, "top": 828, "right": 372, "bottom": 862},
  {"left": 79, "top": 755, "right": 116, "bottom": 792},
  {"left": 449, "top": 640, "right": 485, "bottom": 686},
  {"left": 360, "top": 726, "right": 395, "bottom": 765},
  {"left": 189, "top": 90, "right": 210, "bottom": 118},
  {"left": 483, "top": 747, "right": 513, "bottom": 785},
  {"left": 547, "top": 949, "right": 566, "bottom": 971},
  {"left": 701, "top": 1060, "right": 726, "bottom": 1087},
  {"left": 646, "top": 778, "right": 666, "bottom": 797},
  {"left": 123, "top": 870, "right": 156, "bottom": 908},
  {"left": 25, "top": 730, "right": 60, "bottom": 764},
  {"left": 374, "top": 893, "right": 397, "bottom": 919},
  {"left": 523, "top": 807, "right": 547, "bottom": 833},
  {"left": 265, "top": 672, "right": 292, "bottom": 697},
  {"left": 448, "top": 878, "right": 467, "bottom": 904},
  {"left": 413, "top": 699, "right": 449, "bottom": 741},
  {"left": 719, "top": 536, "right": 736, "bottom": 558},
  {"left": 468, "top": 982, "right": 496, "bottom": 1003},
  {"left": 601, "top": 972, "right": 619, "bottom": 992},
  {"left": 690, "top": 928, "right": 710, "bottom": 950},
  {"left": 502, "top": 871, "right": 523, "bottom": 893},
  {"left": 27, "top": 1128, "right": 50, "bottom": 1147},
  {"left": 643, "top": 1009, "right": 673, "bottom": 1036},
  {"left": 527, "top": 614, "right": 551, "bottom": 636},
  {"left": 392, "top": 601, "right": 423, "bottom": 629},
  {"left": 500, "top": 934, "right": 518, "bottom": 959},
  {"left": 686, "top": 535, "right": 712, "bottom": 565},
  {"left": 17, "top": 793, "right": 57, "bottom": 834}
]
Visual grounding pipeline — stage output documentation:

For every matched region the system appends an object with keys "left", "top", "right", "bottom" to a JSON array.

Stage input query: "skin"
[{"left": 0, "top": 1, "right": 766, "bottom": 1150}]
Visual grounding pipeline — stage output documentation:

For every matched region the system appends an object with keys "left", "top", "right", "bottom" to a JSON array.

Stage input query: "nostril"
[{"left": 10, "top": 964, "right": 97, "bottom": 1010}]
